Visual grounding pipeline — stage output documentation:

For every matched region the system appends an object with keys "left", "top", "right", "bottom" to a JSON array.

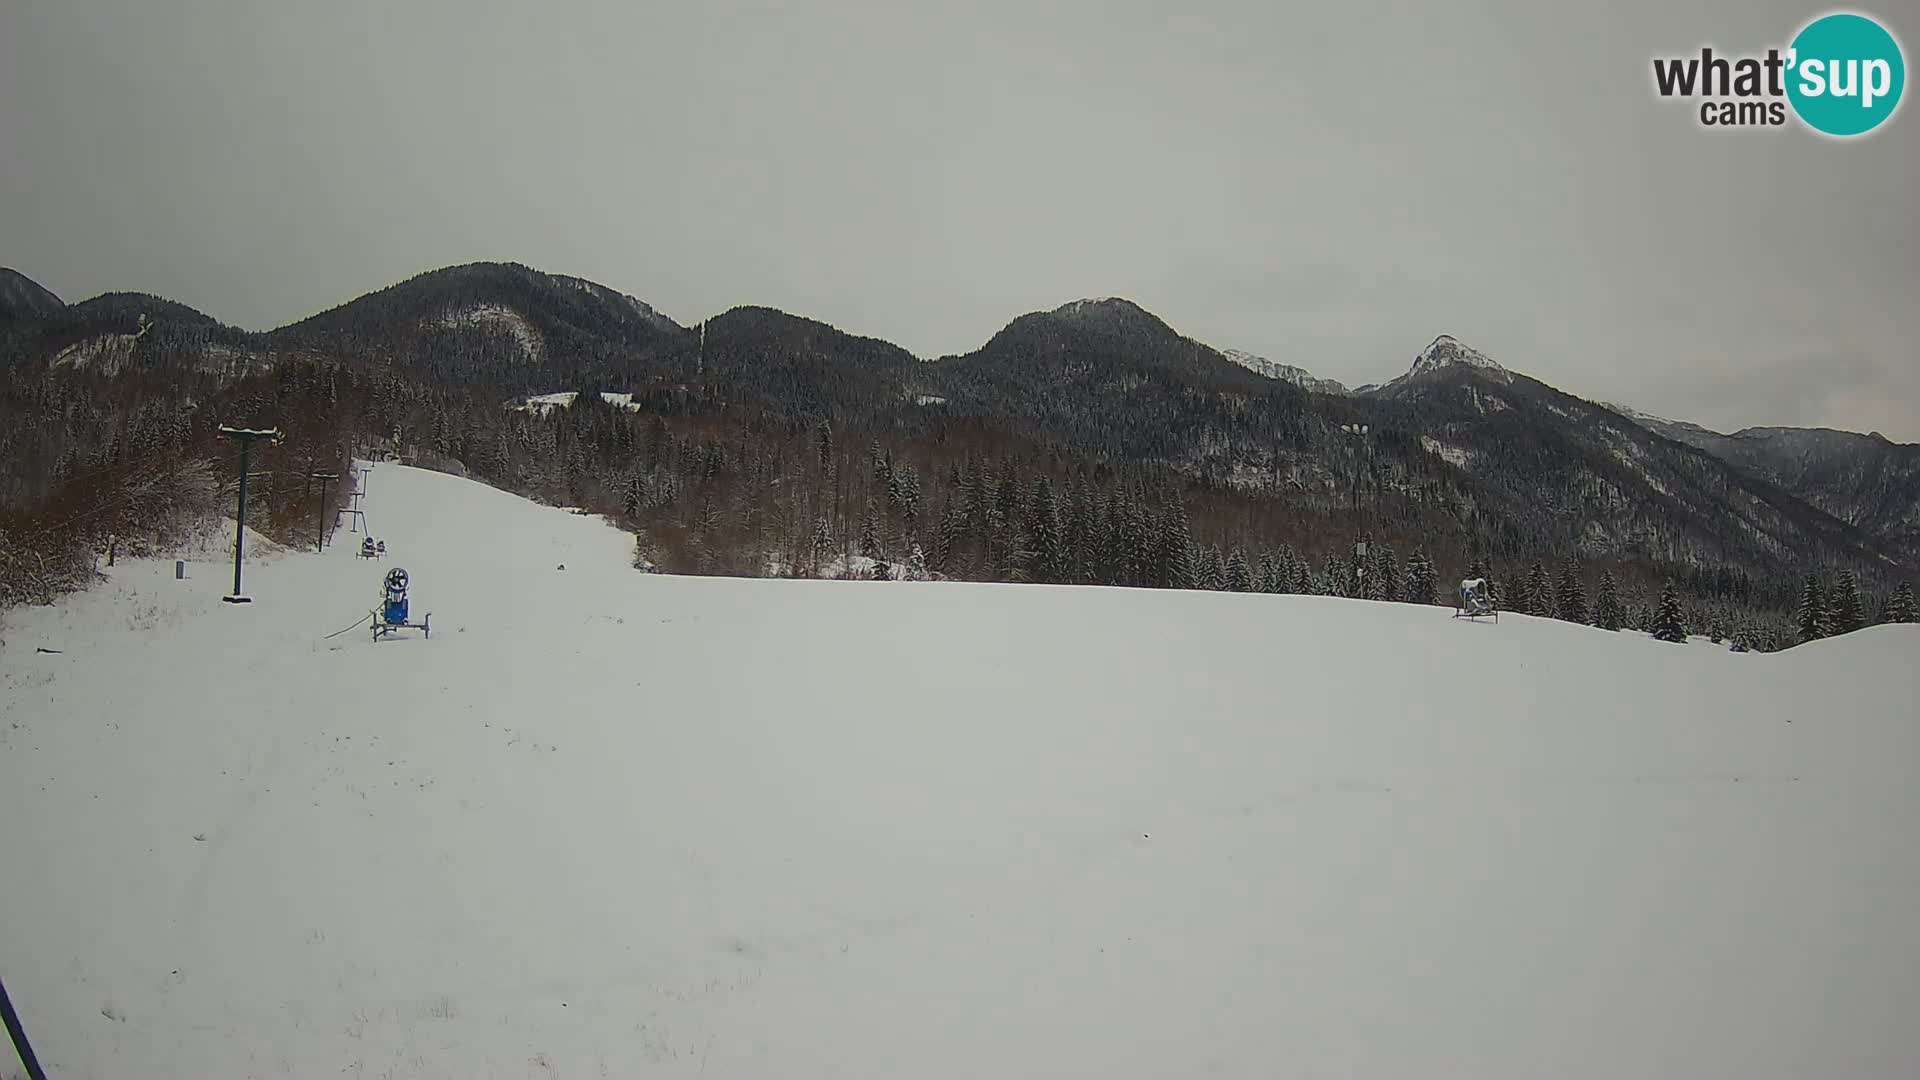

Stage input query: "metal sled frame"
[
  {"left": 372, "top": 610, "right": 431, "bottom": 641},
  {"left": 1452, "top": 603, "right": 1499, "bottom": 622},
  {"left": 371, "top": 566, "right": 429, "bottom": 640}
]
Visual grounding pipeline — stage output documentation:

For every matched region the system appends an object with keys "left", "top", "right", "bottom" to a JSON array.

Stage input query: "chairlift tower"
[
  {"left": 1339, "top": 423, "right": 1372, "bottom": 592},
  {"left": 216, "top": 426, "right": 283, "bottom": 603},
  {"left": 310, "top": 472, "right": 339, "bottom": 552},
  {"left": 340, "top": 466, "right": 369, "bottom": 534}
]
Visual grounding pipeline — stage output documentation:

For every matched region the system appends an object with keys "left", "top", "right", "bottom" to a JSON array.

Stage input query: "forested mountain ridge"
[
  {"left": 1616, "top": 412, "right": 1920, "bottom": 560},
  {"left": 266, "top": 262, "right": 692, "bottom": 390},
  {"left": 3, "top": 261, "right": 1914, "bottom": 647},
  {"left": 0, "top": 267, "right": 66, "bottom": 320}
]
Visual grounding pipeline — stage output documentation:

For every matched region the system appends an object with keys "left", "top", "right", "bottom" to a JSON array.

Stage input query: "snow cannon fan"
[
  {"left": 382, "top": 568, "right": 409, "bottom": 623},
  {"left": 372, "top": 567, "right": 431, "bottom": 640}
]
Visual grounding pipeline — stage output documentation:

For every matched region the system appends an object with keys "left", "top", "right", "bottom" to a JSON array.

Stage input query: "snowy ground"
[{"left": 3, "top": 464, "right": 1917, "bottom": 1079}]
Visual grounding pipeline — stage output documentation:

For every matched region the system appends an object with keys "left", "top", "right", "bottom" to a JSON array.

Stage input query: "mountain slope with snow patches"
[
  {"left": 1219, "top": 348, "right": 1348, "bottom": 394},
  {"left": 2, "top": 465, "right": 1916, "bottom": 1079}
]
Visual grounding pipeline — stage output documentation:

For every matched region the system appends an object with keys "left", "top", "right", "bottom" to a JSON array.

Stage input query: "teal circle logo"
[{"left": 1787, "top": 12, "right": 1905, "bottom": 136}]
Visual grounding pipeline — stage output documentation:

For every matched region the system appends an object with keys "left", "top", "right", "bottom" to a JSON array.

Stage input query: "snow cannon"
[
  {"left": 372, "top": 567, "right": 431, "bottom": 640},
  {"left": 1454, "top": 577, "right": 1498, "bottom": 621},
  {"left": 382, "top": 567, "right": 409, "bottom": 624}
]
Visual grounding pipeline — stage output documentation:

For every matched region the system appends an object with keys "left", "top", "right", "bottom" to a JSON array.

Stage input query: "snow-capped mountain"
[
  {"left": 1220, "top": 349, "right": 1348, "bottom": 395},
  {"left": 1399, "top": 334, "right": 1514, "bottom": 385}
]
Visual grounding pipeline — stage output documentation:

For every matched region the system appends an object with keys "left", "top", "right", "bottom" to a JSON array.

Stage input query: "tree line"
[{"left": 3, "top": 354, "right": 1913, "bottom": 654}]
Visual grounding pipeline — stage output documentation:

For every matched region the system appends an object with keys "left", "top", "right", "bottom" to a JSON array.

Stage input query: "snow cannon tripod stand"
[
  {"left": 371, "top": 567, "right": 431, "bottom": 641},
  {"left": 1453, "top": 578, "right": 1499, "bottom": 622}
]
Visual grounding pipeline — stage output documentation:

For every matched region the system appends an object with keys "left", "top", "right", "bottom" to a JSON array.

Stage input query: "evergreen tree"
[
  {"left": 1828, "top": 570, "right": 1864, "bottom": 635},
  {"left": 1199, "top": 545, "right": 1227, "bottom": 591},
  {"left": 1062, "top": 478, "right": 1093, "bottom": 584},
  {"left": 1625, "top": 585, "right": 1651, "bottom": 631},
  {"left": 1256, "top": 551, "right": 1281, "bottom": 593},
  {"left": 810, "top": 514, "right": 832, "bottom": 577},
  {"left": 1650, "top": 581, "right": 1688, "bottom": 643},
  {"left": 1888, "top": 581, "right": 1917, "bottom": 624},
  {"left": 1592, "top": 569, "right": 1623, "bottom": 631},
  {"left": 1126, "top": 495, "right": 1157, "bottom": 587},
  {"left": 1797, "top": 574, "right": 1827, "bottom": 642},
  {"left": 1025, "top": 477, "right": 1062, "bottom": 583},
  {"left": 1289, "top": 551, "right": 1312, "bottom": 595},
  {"left": 934, "top": 498, "right": 961, "bottom": 572},
  {"left": 1554, "top": 559, "right": 1587, "bottom": 623},
  {"left": 1404, "top": 550, "right": 1438, "bottom": 605},
  {"left": 1369, "top": 544, "right": 1397, "bottom": 601},
  {"left": 893, "top": 464, "right": 921, "bottom": 528},
  {"left": 815, "top": 421, "right": 834, "bottom": 471},
  {"left": 859, "top": 507, "right": 880, "bottom": 559},
  {"left": 1159, "top": 502, "right": 1195, "bottom": 589},
  {"left": 908, "top": 541, "right": 928, "bottom": 581},
  {"left": 1522, "top": 562, "right": 1551, "bottom": 616},
  {"left": 1226, "top": 548, "right": 1252, "bottom": 592},
  {"left": 989, "top": 467, "right": 1022, "bottom": 575},
  {"left": 1323, "top": 552, "right": 1349, "bottom": 597},
  {"left": 1093, "top": 492, "right": 1126, "bottom": 586}
]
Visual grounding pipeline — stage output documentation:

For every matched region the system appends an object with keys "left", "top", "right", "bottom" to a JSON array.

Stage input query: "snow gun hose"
[
  {"left": 324, "top": 611, "right": 376, "bottom": 640},
  {"left": 1, "top": 973, "right": 49, "bottom": 1080}
]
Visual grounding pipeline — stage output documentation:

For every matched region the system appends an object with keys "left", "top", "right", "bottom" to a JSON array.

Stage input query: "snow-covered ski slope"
[{"left": 3, "top": 464, "right": 1917, "bottom": 1080}]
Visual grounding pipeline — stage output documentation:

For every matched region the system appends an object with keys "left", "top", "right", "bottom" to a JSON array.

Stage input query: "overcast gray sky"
[{"left": 3, "top": 0, "right": 1915, "bottom": 437}]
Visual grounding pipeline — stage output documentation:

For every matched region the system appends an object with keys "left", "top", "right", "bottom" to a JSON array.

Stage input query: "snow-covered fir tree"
[
  {"left": 1827, "top": 570, "right": 1864, "bottom": 636},
  {"left": 1797, "top": 574, "right": 1827, "bottom": 642},
  {"left": 934, "top": 499, "right": 961, "bottom": 573},
  {"left": 1025, "top": 478, "right": 1061, "bottom": 583},
  {"left": 1159, "top": 503, "right": 1195, "bottom": 589},
  {"left": 1199, "top": 545, "right": 1227, "bottom": 591},
  {"left": 1522, "top": 562, "right": 1551, "bottom": 617},
  {"left": 1592, "top": 569, "right": 1623, "bottom": 630},
  {"left": 1323, "top": 551, "right": 1349, "bottom": 597},
  {"left": 1256, "top": 551, "right": 1281, "bottom": 593},
  {"left": 1368, "top": 544, "right": 1396, "bottom": 601},
  {"left": 1061, "top": 480, "right": 1093, "bottom": 584},
  {"left": 1554, "top": 559, "right": 1586, "bottom": 623},
  {"left": 1226, "top": 548, "right": 1252, "bottom": 592},
  {"left": 1403, "top": 550, "right": 1438, "bottom": 605},
  {"left": 1888, "top": 581, "right": 1917, "bottom": 624},
  {"left": 1650, "top": 581, "right": 1688, "bottom": 643},
  {"left": 809, "top": 514, "right": 833, "bottom": 577}
]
